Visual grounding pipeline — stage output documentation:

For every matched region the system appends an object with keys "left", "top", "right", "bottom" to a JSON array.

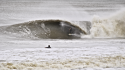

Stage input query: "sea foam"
[{"left": 90, "top": 9, "right": 125, "bottom": 38}]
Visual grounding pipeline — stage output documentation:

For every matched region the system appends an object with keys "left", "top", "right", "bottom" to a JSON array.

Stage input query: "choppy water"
[{"left": 0, "top": 0, "right": 125, "bottom": 70}]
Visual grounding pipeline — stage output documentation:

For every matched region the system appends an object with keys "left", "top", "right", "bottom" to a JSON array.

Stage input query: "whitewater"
[{"left": 0, "top": 0, "right": 125, "bottom": 70}]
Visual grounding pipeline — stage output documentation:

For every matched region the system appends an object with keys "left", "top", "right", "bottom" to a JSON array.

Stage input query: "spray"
[{"left": 90, "top": 9, "right": 125, "bottom": 38}]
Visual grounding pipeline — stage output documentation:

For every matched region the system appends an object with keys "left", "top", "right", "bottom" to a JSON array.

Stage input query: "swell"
[{"left": 0, "top": 20, "right": 87, "bottom": 39}]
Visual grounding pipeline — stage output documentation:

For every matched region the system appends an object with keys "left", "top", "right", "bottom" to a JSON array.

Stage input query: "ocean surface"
[{"left": 0, "top": 0, "right": 125, "bottom": 70}]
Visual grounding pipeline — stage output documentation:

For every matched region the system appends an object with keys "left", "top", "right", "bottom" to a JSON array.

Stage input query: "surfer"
[
  {"left": 69, "top": 27, "right": 72, "bottom": 34},
  {"left": 45, "top": 45, "right": 51, "bottom": 48}
]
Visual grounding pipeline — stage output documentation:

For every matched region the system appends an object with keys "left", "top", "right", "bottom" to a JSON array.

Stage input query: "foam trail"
[{"left": 90, "top": 9, "right": 125, "bottom": 38}]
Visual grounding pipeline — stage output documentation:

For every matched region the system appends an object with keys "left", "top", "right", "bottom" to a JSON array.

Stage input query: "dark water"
[{"left": 0, "top": 20, "right": 89, "bottom": 39}]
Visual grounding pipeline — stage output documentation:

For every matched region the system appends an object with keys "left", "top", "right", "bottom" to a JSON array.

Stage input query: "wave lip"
[{"left": 0, "top": 19, "right": 86, "bottom": 39}]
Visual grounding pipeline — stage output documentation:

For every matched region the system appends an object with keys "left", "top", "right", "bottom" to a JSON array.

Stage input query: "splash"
[{"left": 90, "top": 9, "right": 125, "bottom": 38}]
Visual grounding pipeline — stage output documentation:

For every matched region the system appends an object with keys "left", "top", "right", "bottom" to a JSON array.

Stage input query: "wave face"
[
  {"left": 0, "top": 20, "right": 86, "bottom": 39},
  {"left": 90, "top": 9, "right": 125, "bottom": 38}
]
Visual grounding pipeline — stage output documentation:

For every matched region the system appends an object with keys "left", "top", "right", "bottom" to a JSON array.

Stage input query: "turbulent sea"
[{"left": 0, "top": 0, "right": 125, "bottom": 70}]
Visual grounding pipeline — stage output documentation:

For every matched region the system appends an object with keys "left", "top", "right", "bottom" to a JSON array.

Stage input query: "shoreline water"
[{"left": 0, "top": 38, "right": 125, "bottom": 70}]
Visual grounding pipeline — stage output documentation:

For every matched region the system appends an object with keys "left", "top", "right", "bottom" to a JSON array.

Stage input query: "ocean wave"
[
  {"left": 0, "top": 20, "right": 86, "bottom": 39},
  {"left": 1, "top": 9, "right": 125, "bottom": 39}
]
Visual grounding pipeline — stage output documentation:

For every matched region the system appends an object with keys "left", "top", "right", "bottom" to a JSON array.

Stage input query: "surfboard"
[
  {"left": 68, "top": 34, "right": 73, "bottom": 35},
  {"left": 45, "top": 47, "right": 51, "bottom": 48}
]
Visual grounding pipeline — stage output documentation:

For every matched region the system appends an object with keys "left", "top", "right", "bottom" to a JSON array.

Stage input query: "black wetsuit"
[
  {"left": 45, "top": 45, "right": 51, "bottom": 48},
  {"left": 69, "top": 28, "right": 72, "bottom": 34}
]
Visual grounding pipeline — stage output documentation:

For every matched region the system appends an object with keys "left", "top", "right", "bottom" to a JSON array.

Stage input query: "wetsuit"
[
  {"left": 45, "top": 45, "right": 51, "bottom": 48},
  {"left": 69, "top": 28, "right": 72, "bottom": 34}
]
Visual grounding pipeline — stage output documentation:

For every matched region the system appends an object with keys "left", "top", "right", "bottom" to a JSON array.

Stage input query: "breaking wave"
[
  {"left": 1, "top": 9, "right": 125, "bottom": 39},
  {"left": 0, "top": 20, "right": 87, "bottom": 39},
  {"left": 90, "top": 9, "right": 125, "bottom": 38}
]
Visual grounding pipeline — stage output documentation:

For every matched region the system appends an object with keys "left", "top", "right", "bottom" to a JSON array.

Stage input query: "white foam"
[
  {"left": 0, "top": 40, "right": 125, "bottom": 70},
  {"left": 90, "top": 9, "right": 125, "bottom": 38}
]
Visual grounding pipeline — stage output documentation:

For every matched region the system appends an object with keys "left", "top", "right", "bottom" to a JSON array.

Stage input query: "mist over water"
[
  {"left": 0, "top": 0, "right": 124, "bottom": 25},
  {"left": 0, "top": 0, "right": 91, "bottom": 26}
]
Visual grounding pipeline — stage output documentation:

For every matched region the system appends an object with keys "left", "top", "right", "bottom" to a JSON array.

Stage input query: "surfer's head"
[{"left": 48, "top": 45, "right": 50, "bottom": 47}]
